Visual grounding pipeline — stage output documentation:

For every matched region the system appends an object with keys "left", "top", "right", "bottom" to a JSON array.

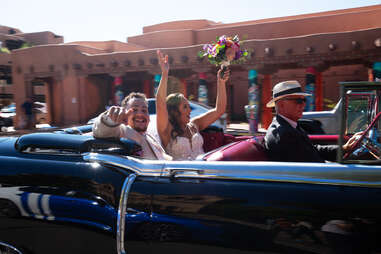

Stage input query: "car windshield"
[
  {"left": 339, "top": 82, "right": 381, "bottom": 164},
  {"left": 346, "top": 92, "right": 375, "bottom": 134}
]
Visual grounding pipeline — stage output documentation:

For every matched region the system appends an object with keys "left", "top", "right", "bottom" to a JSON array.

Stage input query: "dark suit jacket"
[{"left": 264, "top": 115, "right": 338, "bottom": 162}]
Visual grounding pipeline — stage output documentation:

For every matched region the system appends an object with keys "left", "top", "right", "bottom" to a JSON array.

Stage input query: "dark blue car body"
[{"left": 0, "top": 82, "right": 381, "bottom": 254}]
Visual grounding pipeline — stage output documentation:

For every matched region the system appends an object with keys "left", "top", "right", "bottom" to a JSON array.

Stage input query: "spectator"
[{"left": 21, "top": 97, "right": 35, "bottom": 129}]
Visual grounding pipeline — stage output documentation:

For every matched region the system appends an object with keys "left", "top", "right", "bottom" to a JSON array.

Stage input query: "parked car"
[
  {"left": 33, "top": 101, "right": 48, "bottom": 124},
  {"left": 146, "top": 98, "right": 227, "bottom": 139},
  {"left": 0, "top": 102, "right": 16, "bottom": 118},
  {"left": 0, "top": 116, "right": 13, "bottom": 131},
  {"left": 0, "top": 103, "right": 15, "bottom": 131},
  {"left": 1, "top": 81, "right": 381, "bottom": 254},
  {"left": 147, "top": 98, "right": 227, "bottom": 130},
  {"left": 0, "top": 102, "right": 47, "bottom": 125},
  {"left": 301, "top": 100, "right": 341, "bottom": 134}
]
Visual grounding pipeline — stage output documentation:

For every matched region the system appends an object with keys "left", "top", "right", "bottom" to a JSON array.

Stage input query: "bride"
[{"left": 155, "top": 50, "right": 230, "bottom": 160}]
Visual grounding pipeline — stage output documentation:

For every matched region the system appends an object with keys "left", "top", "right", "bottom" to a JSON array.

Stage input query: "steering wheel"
[
  {"left": 362, "top": 134, "right": 381, "bottom": 159},
  {"left": 343, "top": 112, "right": 381, "bottom": 159},
  {"left": 343, "top": 130, "right": 368, "bottom": 159}
]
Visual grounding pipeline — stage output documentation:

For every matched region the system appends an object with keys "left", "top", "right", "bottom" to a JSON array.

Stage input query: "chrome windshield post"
[
  {"left": 116, "top": 174, "right": 137, "bottom": 254},
  {"left": 0, "top": 242, "right": 23, "bottom": 254}
]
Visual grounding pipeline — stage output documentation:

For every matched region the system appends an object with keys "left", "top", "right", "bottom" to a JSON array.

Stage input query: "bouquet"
[{"left": 198, "top": 35, "right": 249, "bottom": 67}]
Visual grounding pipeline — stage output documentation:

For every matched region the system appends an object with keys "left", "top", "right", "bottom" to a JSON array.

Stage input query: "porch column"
[
  {"left": 153, "top": 74, "right": 161, "bottom": 96},
  {"left": 198, "top": 72, "right": 208, "bottom": 105},
  {"left": 305, "top": 67, "right": 316, "bottom": 111},
  {"left": 315, "top": 72, "right": 323, "bottom": 111},
  {"left": 262, "top": 74, "right": 272, "bottom": 129},
  {"left": 372, "top": 62, "right": 381, "bottom": 82},
  {"left": 181, "top": 78, "right": 187, "bottom": 98},
  {"left": 16, "top": 78, "right": 33, "bottom": 129},
  {"left": 112, "top": 75, "right": 123, "bottom": 105},
  {"left": 246, "top": 69, "right": 259, "bottom": 133},
  {"left": 143, "top": 80, "right": 150, "bottom": 98},
  {"left": 77, "top": 76, "right": 87, "bottom": 124}
]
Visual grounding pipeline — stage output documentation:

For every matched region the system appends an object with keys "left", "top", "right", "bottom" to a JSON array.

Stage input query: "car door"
[
  {"left": 149, "top": 160, "right": 381, "bottom": 254},
  {"left": 83, "top": 153, "right": 167, "bottom": 254},
  {"left": 0, "top": 149, "right": 156, "bottom": 254}
]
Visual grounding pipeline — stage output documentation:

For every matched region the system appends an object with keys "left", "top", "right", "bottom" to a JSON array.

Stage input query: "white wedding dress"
[{"left": 166, "top": 123, "right": 204, "bottom": 160}]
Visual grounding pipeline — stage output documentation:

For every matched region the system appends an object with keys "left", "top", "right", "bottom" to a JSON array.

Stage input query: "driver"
[
  {"left": 93, "top": 92, "right": 172, "bottom": 160},
  {"left": 264, "top": 80, "right": 359, "bottom": 162}
]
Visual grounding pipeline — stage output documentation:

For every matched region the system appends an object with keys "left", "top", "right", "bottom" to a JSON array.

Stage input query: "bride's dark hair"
[{"left": 166, "top": 93, "right": 186, "bottom": 140}]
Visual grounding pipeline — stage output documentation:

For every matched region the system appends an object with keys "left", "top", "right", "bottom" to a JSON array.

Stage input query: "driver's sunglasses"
[{"left": 283, "top": 98, "right": 307, "bottom": 104}]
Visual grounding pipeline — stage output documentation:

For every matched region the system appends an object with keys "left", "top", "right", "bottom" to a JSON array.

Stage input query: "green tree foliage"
[{"left": 0, "top": 47, "right": 10, "bottom": 54}]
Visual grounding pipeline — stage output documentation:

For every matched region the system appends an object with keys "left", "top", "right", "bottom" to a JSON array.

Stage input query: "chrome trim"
[
  {"left": 83, "top": 153, "right": 163, "bottom": 176},
  {"left": 117, "top": 174, "right": 136, "bottom": 254},
  {"left": 167, "top": 168, "right": 204, "bottom": 177},
  {"left": 0, "top": 241, "right": 23, "bottom": 254},
  {"left": 161, "top": 160, "right": 381, "bottom": 187},
  {"left": 84, "top": 152, "right": 381, "bottom": 187}
]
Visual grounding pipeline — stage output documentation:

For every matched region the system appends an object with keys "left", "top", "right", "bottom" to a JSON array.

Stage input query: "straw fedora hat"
[{"left": 266, "top": 80, "right": 311, "bottom": 108}]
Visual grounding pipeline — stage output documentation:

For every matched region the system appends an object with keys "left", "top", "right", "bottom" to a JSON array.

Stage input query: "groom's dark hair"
[{"left": 121, "top": 92, "right": 147, "bottom": 107}]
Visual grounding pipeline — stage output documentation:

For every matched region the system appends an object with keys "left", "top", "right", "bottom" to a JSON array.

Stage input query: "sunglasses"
[{"left": 283, "top": 98, "right": 307, "bottom": 104}]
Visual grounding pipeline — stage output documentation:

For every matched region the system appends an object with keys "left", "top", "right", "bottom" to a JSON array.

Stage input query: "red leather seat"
[
  {"left": 204, "top": 136, "right": 268, "bottom": 161},
  {"left": 201, "top": 131, "right": 236, "bottom": 152}
]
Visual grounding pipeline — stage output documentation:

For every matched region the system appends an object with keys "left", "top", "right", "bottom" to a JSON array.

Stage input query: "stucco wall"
[
  {"left": 143, "top": 19, "right": 217, "bottom": 33},
  {"left": 18, "top": 31, "right": 63, "bottom": 46},
  {"left": 0, "top": 26, "right": 22, "bottom": 34},
  {"left": 66, "top": 41, "right": 147, "bottom": 53},
  {"left": 128, "top": 5, "right": 381, "bottom": 48},
  {"left": 128, "top": 29, "right": 196, "bottom": 48},
  {"left": 212, "top": 4, "right": 381, "bottom": 28},
  {"left": 195, "top": 8, "right": 381, "bottom": 44},
  {"left": 0, "top": 53, "right": 11, "bottom": 65}
]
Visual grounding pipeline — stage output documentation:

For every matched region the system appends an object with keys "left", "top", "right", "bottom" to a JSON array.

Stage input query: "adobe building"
[{"left": 1, "top": 4, "right": 381, "bottom": 129}]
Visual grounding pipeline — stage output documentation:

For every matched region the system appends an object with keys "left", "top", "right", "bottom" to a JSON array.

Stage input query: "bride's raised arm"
[{"left": 155, "top": 50, "right": 172, "bottom": 148}]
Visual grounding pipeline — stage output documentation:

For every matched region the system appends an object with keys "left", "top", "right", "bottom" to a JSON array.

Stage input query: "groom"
[{"left": 92, "top": 92, "right": 172, "bottom": 160}]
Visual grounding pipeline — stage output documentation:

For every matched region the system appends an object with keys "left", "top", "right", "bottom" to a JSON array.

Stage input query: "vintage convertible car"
[{"left": 1, "top": 82, "right": 381, "bottom": 254}]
